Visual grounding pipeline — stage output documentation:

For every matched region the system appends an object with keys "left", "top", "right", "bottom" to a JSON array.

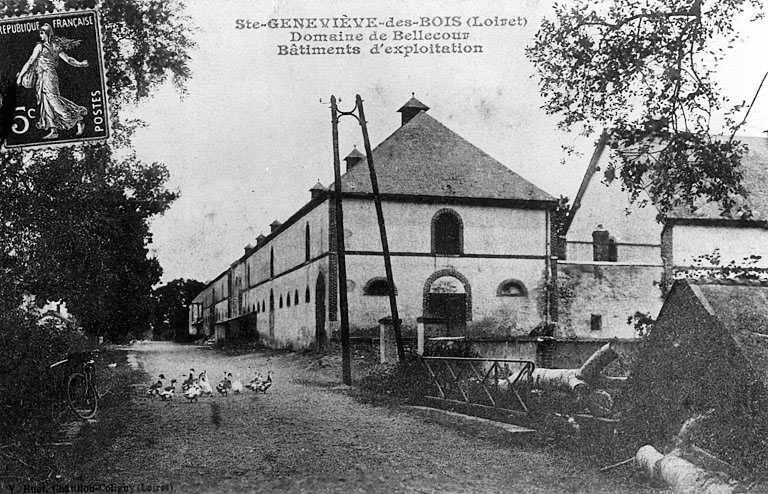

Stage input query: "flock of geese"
[{"left": 147, "top": 368, "right": 273, "bottom": 402}]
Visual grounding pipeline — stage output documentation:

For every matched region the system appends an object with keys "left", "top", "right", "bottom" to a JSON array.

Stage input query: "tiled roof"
[
  {"left": 336, "top": 111, "right": 555, "bottom": 203},
  {"left": 667, "top": 136, "right": 768, "bottom": 220}
]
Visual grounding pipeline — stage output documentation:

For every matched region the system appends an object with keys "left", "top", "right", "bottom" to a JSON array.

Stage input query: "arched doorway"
[
  {"left": 315, "top": 272, "right": 327, "bottom": 350},
  {"left": 424, "top": 271, "right": 471, "bottom": 336}
]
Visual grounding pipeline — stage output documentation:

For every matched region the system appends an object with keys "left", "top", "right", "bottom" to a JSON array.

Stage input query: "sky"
[{"left": 127, "top": 0, "right": 768, "bottom": 285}]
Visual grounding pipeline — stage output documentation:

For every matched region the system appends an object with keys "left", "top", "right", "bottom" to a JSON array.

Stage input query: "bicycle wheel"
[{"left": 67, "top": 373, "right": 98, "bottom": 419}]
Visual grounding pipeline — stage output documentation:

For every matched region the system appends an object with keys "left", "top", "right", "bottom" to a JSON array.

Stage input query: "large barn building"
[{"left": 188, "top": 97, "right": 558, "bottom": 350}]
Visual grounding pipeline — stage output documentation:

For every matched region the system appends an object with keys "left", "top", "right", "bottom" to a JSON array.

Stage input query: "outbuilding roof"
[
  {"left": 336, "top": 110, "right": 555, "bottom": 204},
  {"left": 688, "top": 280, "right": 768, "bottom": 388}
]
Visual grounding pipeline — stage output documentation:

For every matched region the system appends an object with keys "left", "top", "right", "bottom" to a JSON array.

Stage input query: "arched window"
[
  {"left": 305, "top": 223, "right": 310, "bottom": 262},
  {"left": 364, "top": 277, "right": 396, "bottom": 296},
  {"left": 286, "top": 292, "right": 291, "bottom": 307},
  {"left": 496, "top": 279, "right": 528, "bottom": 297},
  {"left": 279, "top": 295, "right": 283, "bottom": 308},
  {"left": 305, "top": 286, "right": 311, "bottom": 303},
  {"left": 431, "top": 209, "right": 463, "bottom": 255},
  {"left": 294, "top": 290, "right": 299, "bottom": 305},
  {"left": 269, "top": 292, "right": 274, "bottom": 311}
]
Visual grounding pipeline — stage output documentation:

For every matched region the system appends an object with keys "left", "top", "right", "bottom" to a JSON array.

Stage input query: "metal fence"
[{"left": 421, "top": 357, "right": 535, "bottom": 416}]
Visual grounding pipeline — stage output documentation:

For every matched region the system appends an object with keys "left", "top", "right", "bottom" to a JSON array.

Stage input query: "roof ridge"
[
  {"left": 336, "top": 111, "right": 555, "bottom": 202},
  {"left": 683, "top": 277, "right": 768, "bottom": 286}
]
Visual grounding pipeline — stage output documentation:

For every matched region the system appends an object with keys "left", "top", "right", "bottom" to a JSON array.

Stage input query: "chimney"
[
  {"left": 592, "top": 224, "right": 610, "bottom": 261},
  {"left": 245, "top": 243, "right": 254, "bottom": 255},
  {"left": 344, "top": 146, "right": 365, "bottom": 172},
  {"left": 270, "top": 220, "right": 282, "bottom": 233},
  {"left": 397, "top": 94, "right": 429, "bottom": 126},
  {"left": 255, "top": 234, "right": 266, "bottom": 247},
  {"left": 310, "top": 181, "right": 326, "bottom": 199}
]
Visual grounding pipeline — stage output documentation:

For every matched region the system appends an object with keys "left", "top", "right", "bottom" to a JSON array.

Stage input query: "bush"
[
  {"left": 357, "top": 355, "right": 431, "bottom": 403},
  {"left": 0, "top": 309, "right": 90, "bottom": 444}
]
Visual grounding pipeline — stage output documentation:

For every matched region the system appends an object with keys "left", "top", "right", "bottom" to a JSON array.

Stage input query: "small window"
[
  {"left": 364, "top": 277, "right": 396, "bottom": 296},
  {"left": 279, "top": 295, "right": 283, "bottom": 308},
  {"left": 496, "top": 279, "right": 527, "bottom": 297},
  {"left": 305, "top": 286, "right": 310, "bottom": 303},
  {"left": 286, "top": 293, "right": 291, "bottom": 307},
  {"left": 591, "top": 314, "right": 602, "bottom": 332},
  {"left": 295, "top": 290, "right": 299, "bottom": 305}
]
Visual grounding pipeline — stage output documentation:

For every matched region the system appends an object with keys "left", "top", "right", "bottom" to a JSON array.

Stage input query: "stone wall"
[{"left": 557, "top": 262, "right": 664, "bottom": 339}]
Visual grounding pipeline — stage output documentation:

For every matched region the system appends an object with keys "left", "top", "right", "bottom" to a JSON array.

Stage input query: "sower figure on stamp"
[{"left": 16, "top": 23, "right": 89, "bottom": 140}]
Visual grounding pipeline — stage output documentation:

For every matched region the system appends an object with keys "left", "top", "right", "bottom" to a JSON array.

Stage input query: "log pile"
[{"left": 521, "top": 342, "right": 625, "bottom": 419}]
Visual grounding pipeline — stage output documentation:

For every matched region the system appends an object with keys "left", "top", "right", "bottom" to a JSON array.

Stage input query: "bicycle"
[{"left": 50, "top": 350, "right": 99, "bottom": 420}]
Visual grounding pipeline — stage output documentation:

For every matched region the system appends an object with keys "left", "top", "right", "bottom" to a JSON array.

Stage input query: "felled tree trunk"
[
  {"left": 530, "top": 367, "right": 586, "bottom": 392},
  {"left": 635, "top": 411, "right": 743, "bottom": 494},
  {"left": 635, "top": 445, "right": 739, "bottom": 494},
  {"left": 529, "top": 342, "right": 618, "bottom": 392},
  {"left": 575, "top": 342, "right": 618, "bottom": 381}
]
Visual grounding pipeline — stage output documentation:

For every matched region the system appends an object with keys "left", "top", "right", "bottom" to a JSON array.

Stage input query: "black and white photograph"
[{"left": 1, "top": 0, "right": 767, "bottom": 493}]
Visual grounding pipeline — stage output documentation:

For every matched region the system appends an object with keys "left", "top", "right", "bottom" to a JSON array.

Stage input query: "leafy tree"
[
  {"left": 152, "top": 278, "right": 206, "bottom": 341},
  {"left": 527, "top": 0, "right": 765, "bottom": 219},
  {"left": 0, "top": 0, "right": 194, "bottom": 340}
]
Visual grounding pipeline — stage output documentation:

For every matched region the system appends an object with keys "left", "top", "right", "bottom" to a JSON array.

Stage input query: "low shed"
[{"left": 629, "top": 278, "right": 768, "bottom": 441}]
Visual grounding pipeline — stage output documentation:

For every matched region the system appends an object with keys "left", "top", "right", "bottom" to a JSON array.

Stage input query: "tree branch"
[{"left": 729, "top": 68, "right": 768, "bottom": 141}]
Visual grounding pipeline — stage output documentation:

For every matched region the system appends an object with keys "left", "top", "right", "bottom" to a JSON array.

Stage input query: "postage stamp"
[{"left": 0, "top": 10, "right": 109, "bottom": 150}]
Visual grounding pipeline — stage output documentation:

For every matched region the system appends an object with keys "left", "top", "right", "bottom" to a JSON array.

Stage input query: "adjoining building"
[
  {"left": 189, "top": 97, "right": 558, "bottom": 350},
  {"left": 562, "top": 134, "right": 768, "bottom": 339}
]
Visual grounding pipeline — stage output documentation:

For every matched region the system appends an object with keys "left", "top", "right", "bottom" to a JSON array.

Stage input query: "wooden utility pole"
[
  {"left": 330, "top": 95, "right": 352, "bottom": 385},
  {"left": 356, "top": 94, "right": 405, "bottom": 362}
]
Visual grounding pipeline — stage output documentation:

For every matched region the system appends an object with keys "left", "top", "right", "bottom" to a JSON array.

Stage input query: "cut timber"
[
  {"left": 575, "top": 342, "right": 619, "bottom": 382},
  {"left": 636, "top": 445, "right": 740, "bottom": 494},
  {"left": 528, "top": 342, "right": 620, "bottom": 392},
  {"left": 531, "top": 367, "right": 586, "bottom": 392}
]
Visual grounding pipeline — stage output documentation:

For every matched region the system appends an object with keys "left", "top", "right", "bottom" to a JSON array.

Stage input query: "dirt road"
[{"left": 65, "top": 342, "right": 651, "bottom": 494}]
